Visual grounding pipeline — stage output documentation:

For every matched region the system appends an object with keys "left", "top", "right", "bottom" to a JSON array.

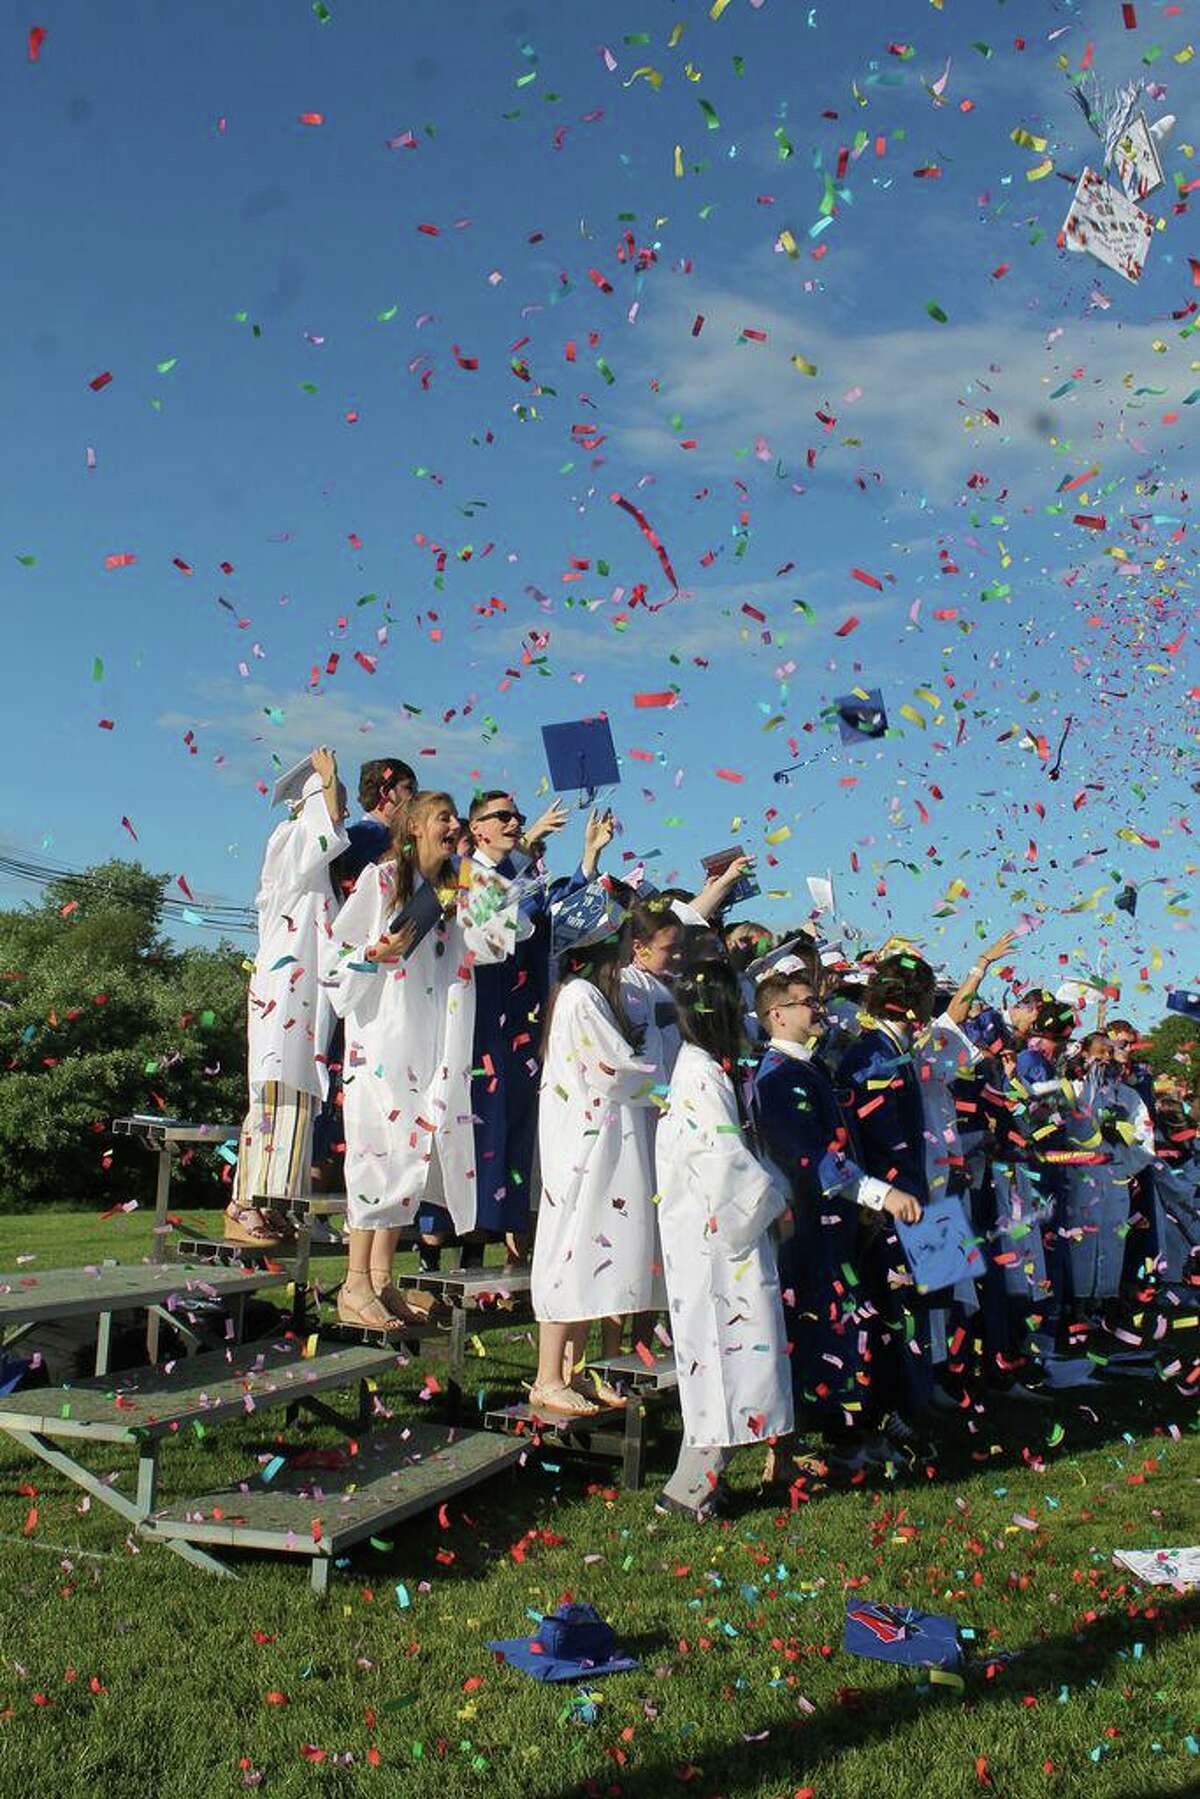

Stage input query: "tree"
[
  {"left": 1143, "top": 1013, "right": 1200, "bottom": 1093},
  {"left": 0, "top": 860, "right": 247, "bottom": 1212}
]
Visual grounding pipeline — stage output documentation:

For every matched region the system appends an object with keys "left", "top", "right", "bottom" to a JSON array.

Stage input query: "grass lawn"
[{"left": 0, "top": 1206, "right": 1197, "bottom": 1799}]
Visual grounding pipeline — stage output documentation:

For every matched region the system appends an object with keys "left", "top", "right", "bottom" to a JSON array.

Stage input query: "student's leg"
[
  {"left": 338, "top": 1228, "right": 405, "bottom": 1330},
  {"left": 659, "top": 1443, "right": 730, "bottom": 1514},
  {"left": 530, "top": 1321, "right": 599, "bottom": 1415}
]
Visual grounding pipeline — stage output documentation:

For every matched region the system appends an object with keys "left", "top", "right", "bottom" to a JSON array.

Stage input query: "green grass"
[{"left": 0, "top": 1208, "right": 1197, "bottom": 1799}]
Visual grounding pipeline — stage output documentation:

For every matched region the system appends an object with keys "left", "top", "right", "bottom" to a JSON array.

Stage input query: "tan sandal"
[
  {"left": 336, "top": 1289, "right": 408, "bottom": 1333},
  {"left": 576, "top": 1373, "right": 628, "bottom": 1409},
  {"left": 528, "top": 1381, "right": 601, "bottom": 1419},
  {"left": 224, "top": 1207, "right": 286, "bottom": 1248},
  {"left": 396, "top": 1287, "right": 453, "bottom": 1325}
]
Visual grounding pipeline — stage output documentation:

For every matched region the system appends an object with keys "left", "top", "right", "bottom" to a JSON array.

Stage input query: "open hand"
[
  {"left": 884, "top": 1188, "right": 923, "bottom": 1225},
  {"left": 366, "top": 920, "right": 417, "bottom": 963},
  {"left": 526, "top": 799, "right": 570, "bottom": 846}
]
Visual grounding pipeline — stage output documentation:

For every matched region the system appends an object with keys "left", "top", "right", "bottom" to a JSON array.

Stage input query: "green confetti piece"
[
  {"left": 926, "top": 300, "right": 949, "bottom": 323},
  {"left": 733, "top": 55, "right": 744, "bottom": 75},
  {"left": 623, "top": 32, "right": 651, "bottom": 44},
  {"left": 774, "top": 126, "right": 793, "bottom": 161},
  {"left": 91, "top": 657, "right": 104, "bottom": 681},
  {"left": 596, "top": 355, "right": 615, "bottom": 385},
  {"left": 313, "top": 0, "right": 332, "bottom": 19},
  {"left": 199, "top": 1009, "right": 215, "bottom": 1027},
  {"left": 377, "top": 304, "right": 398, "bottom": 321},
  {"left": 699, "top": 98, "right": 720, "bottom": 129},
  {"left": 299, "top": 381, "right": 318, "bottom": 394},
  {"left": 972, "top": 40, "right": 993, "bottom": 57},
  {"left": 15, "top": 554, "right": 36, "bottom": 567},
  {"left": 156, "top": 357, "right": 178, "bottom": 374},
  {"left": 515, "top": 69, "right": 537, "bottom": 87}
]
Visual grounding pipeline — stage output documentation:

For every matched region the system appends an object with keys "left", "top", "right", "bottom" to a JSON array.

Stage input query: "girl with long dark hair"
[{"left": 654, "top": 959, "right": 793, "bottom": 1518}]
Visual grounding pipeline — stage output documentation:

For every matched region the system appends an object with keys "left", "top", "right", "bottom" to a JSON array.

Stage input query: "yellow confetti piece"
[
  {"left": 674, "top": 143, "right": 684, "bottom": 178},
  {"left": 1151, "top": 945, "right": 1164, "bottom": 971},
  {"left": 929, "top": 1668, "right": 965, "bottom": 1691},
  {"left": 626, "top": 64, "right": 664, "bottom": 90},
  {"left": 1174, "top": 44, "right": 1194, "bottom": 62},
  {"left": 899, "top": 703, "right": 926, "bottom": 728},
  {"left": 668, "top": 21, "right": 685, "bottom": 48},
  {"left": 914, "top": 687, "right": 939, "bottom": 708},
  {"left": 304, "top": 1333, "right": 319, "bottom": 1359},
  {"left": 710, "top": 0, "right": 733, "bottom": 18},
  {"left": 765, "top": 825, "right": 792, "bottom": 845},
  {"left": 779, "top": 228, "right": 799, "bottom": 258},
  {"left": 791, "top": 353, "right": 817, "bottom": 375},
  {"left": 1026, "top": 157, "right": 1054, "bottom": 181},
  {"left": 1010, "top": 127, "right": 1047, "bottom": 151}
]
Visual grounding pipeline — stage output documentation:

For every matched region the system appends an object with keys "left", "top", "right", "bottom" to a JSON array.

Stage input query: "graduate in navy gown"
[
  {"left": 415, "top": 793, "right": 606, "bottom": 1268},
  {"left": 753, "top": 969, "right": 922, "bottom": 1461}
]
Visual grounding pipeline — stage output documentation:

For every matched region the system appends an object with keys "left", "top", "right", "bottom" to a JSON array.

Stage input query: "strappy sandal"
[
  {"left": 528, "top": 1381, "right": 601, "bottom": 1419},
  {"left": 575, "top": 1373, "right": 628, "bottom": 1409},
  {"left": 336, "top": 1289, "right": 408, "bottom": 1332},
  {"left": 397, "top": 1287, "right": 453, "bottom": 1326},
  {"left": 224, "top": 1207, "right": 286, "bottom": 1248},
  {"left": 373, "top": 1284, "right": 438, "bottom": 1329}
]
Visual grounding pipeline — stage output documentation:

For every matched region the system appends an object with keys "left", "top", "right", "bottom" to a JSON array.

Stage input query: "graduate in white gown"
[
  {"left": 321, "top": 790, "right": 521, "bottom": 1331},
  {"left": 529, "top": 908, "right": 661, "bottom": 1416},
  {"left": 655, "top": 958, "right": 793, "bottom": 1519},
  {"left": 226, "top": 747, "right": 349, "bottom": 1248}
]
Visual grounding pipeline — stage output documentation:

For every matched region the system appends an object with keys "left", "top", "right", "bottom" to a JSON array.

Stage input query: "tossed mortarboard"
[
  {"left": 541, "top": 715, "right": 619, "bottom": 794},
  {"left": 1062, "top": 168, "right": 1153, "bottom": 283},
  {"left": 1114, "top": 112, "right": 1165, "bottom": 202},
  {"left": 1115, "top": 884, "right": 1138, "bottom": 916},
  {"left": 1167, "top": 989, "right": 1200, "bottom": 1019},
  {"left": 700, "top": 844, "right": 759, "bottom": 907},
  {"left": 833, "top": 687, "right": 888, "bottom": 743},
  {"left": 271, "top": 755, "right": 318, "bottom": 808}
]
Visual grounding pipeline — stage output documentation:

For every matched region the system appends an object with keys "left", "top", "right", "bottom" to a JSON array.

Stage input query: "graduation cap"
[
  {"left": 271, "top": 755, "right": 318, "bottom": 809},
  {"left": 550, "top": 876, "right": 629, "bottom": 957},
  {"left": 1062, "top": 168, "right": 1153, "bottom": 284},
  {"left": 488, "top": 1603, "right": 638, "bottom": 1684},
  {"left": 541, "top": 715, "right": 619, "bottom": 798},
  {"left": 1167, "top": 990, "right": 1200, "bottom": 1020},
  {"left": 834, "top": 687, "right": 888, "bottom": 744},
  {"left": 1115, "top": 883, "right": 1138, "bottom": 916},
  {"left": 387, "top": 882, "right": 445, "bottom": 954},
  {"left": 1114, "top": 112, "right": 1165, "bottom": 202},
  {"left": 843, "top": 1601, "right": 961, "bottom": 1671}
]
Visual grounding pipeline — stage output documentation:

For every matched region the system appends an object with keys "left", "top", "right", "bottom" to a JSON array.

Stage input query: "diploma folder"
[{"left": 388, "top": 883, "right": 445, "bottom": 956}]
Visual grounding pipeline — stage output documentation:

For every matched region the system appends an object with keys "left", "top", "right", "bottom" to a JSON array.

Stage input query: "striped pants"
[{"left": 231, "top": 1082, "right": 315, "bottom": 1207}]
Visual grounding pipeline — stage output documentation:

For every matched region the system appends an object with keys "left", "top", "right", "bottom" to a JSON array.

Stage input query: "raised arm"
[{"left": 944, "top": 928, "right": 1017, "bottom": 1027}]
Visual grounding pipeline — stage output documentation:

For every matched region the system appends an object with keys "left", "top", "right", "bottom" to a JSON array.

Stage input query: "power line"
[{"left": 0, "top": 851, "right": 256, "bottom": 936}]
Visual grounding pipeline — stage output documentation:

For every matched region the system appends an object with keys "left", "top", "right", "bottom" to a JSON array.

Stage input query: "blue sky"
[{"left": 3, "top": 0, "right": 1198, "bottom": 1023}]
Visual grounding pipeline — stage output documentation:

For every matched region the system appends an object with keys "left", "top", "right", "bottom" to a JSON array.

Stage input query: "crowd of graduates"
[{"left": 226, "top": 746, "right": 1200, "bottom": 1521}]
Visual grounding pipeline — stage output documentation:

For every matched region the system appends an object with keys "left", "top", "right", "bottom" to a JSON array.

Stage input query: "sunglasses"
[{"left": 477, "top": 809, "right": 525, "bottom": 826}]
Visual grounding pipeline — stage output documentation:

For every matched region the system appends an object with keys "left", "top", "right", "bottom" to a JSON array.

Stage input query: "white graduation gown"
[
  {"left": 531, "top": 980, "right": 661, "bottom": 1322},
  {"left": 245, "top": 774, "right": 349, "bottom": 1101},
  {"left": 322, "top": 861, "right": 519, "bottom": 1232},
  {"left": 619, "top": 966, "right": 681, "bottom": 1095},
  {"left": 656, "top": 1043, "right": 794, "bottom": 1448}
]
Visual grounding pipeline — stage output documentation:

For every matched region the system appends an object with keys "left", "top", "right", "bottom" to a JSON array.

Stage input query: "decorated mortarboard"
[
  {"left": 489, "top": 1603, "right": 638, "bottom": 1684},
  {"left": 1114, "top": 112, "right": 1166, "bottom": 202},
  {"left": 895, "top": 1192, "right": 982, "bottom": 1294},
  {"left": 1062, "top": 167, "right": 1153, "bottom": 283},
  {"left": 541, "top": 715, "right": 619, "bottom": 796},
  {"left": 551, "top": 875, "right": 629, "bottom": 956},
  {"left": 1167, "top": 989, "right": 1200, "bottom": 1020},
  {"left": 701, "top": 845, "right": 759, "bottom": 907},
  {"left": 833, "top": 687, "right": 888, "bottom": 744},
  {"left": 843, "top": 1601, "right": 962, "bottom": 1671},
  {"left": 271, "top": 756, "right": 319, "bottom": 808},
  {"left": 963, "top": 1006, "right": 1011, "bottom": 1053}
]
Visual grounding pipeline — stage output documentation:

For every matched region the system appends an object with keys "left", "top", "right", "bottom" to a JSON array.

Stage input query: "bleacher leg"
[
  {"left": 145, "top": 1147, "right": 173, "bottom": 1361},
  {"left": 95, "top": 1310, "right": 112, "bottom": 1378},
  {"left": 622, "top": 1400, "right": 646, "bottom": 1491},
  {"left": 310, "top": 1556, "right": 331, "bottom": 1598}
]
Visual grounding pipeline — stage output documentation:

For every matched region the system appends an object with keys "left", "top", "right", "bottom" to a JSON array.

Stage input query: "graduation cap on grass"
[
  {"left": 489, "top": 1603, "right": 639, "bottom": 1684},
  {"left": 843, "top": 1601, "right": 962, "bottom": 1671},
  {"left": 541, "top": 715, "right": 619, "bottom": 801}
]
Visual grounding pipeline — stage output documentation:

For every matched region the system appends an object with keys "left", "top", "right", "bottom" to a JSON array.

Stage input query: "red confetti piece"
[
  {"left": 120, "top": 816, "right": 138, "bottom": 840},
  {"left": 452, "top": 344, "right": 478, "bottom": 370},
  {"left": 1190, "top": 258, "right": 1200, "bottom": 287},
  {"left": 851, "top": 566, "right": 882, "bottom": 590},
  {"left": 587, "top": 268, "right": 613, "bottom": 293},
  {"left": 634, "top": 691, "right": 676, "bottom": 708},
  {"left": 104, "top": 553, "right": 136, "bottom": 570},
  {"left": 715, "top": 768, "right": 744, "bottom": 783},
  {"left": 298, "top": 112, "right": 324, "bottom": 126},
  {"left": 1122, "top": 3, "right": 1137, "bottom": 26},
  {"left": 88, "top": 371, "right": 113, "bottom": 392},
  {"left": 172, "top": 557, "right": 193, "bottom": 575},
  {"left": 28, "top": 25, "right": 47, "bottom": 61},
  {"left": 97, "top": 719, "right": 114, "bottom": 731},
  {"left": 417, "top": 222, "right": 441, "bottom": 236},
  {"left": 610, "top": 491, "right": 679, "bottom": 592},
  {"left": 835, "top": 616, "right": 861, "bottom": 636},
  {"left": 691, "top": 314, "right": 705, "bottom": 335},
  {"left": 1073, "top": 513, "right": 1106, "bottom": 530}
]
